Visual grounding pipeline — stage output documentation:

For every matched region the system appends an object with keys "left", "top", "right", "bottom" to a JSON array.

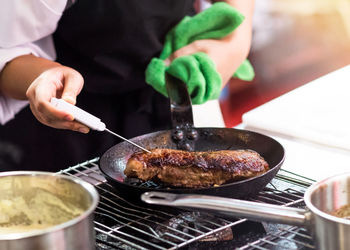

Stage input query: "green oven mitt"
[{"left": 145, "top": 2, "right": 255, "bottom": 104}]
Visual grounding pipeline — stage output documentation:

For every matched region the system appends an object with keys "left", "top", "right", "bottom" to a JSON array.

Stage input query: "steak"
[{"left": 124, "top": 148, "right": 269, "bottom": 188}]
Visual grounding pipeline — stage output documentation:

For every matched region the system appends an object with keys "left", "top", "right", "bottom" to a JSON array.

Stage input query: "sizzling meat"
[{"left": 124, "top": 149, "right": 269, "bottom": 188}]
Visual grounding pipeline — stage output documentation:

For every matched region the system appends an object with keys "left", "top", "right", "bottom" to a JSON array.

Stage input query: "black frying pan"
[{"left": 99, "top": 74, "right": 285, "bottom": 198}]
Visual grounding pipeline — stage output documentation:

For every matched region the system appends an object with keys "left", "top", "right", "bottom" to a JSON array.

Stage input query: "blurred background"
[{"left": 220, "top": 0, "right": 350, "bottom": 127}]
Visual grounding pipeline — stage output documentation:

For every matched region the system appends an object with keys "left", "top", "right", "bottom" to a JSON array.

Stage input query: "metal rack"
[{"left": 58, "top": 158, "right": 316, "bottom": 250}]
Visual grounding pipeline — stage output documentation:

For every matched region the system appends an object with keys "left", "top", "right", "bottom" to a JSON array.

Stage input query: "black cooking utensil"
[{"left": 99, "top": 73, "right": 285, "bottom": 198}]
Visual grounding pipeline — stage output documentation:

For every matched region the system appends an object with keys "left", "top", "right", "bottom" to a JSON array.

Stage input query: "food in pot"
[
  {"left": 0, "top": 178, "right": 85, "bottom": 234},
  {"left": 332, "top": 204, "right": 350, "bottom": 219},
  {"left": 124, "top": 148, "right": 269, "bottom": 187}
]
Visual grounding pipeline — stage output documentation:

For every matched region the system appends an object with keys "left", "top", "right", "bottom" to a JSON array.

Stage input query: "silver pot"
[
  {"left": 142, "top": 172, "right": 350, "bottom": 250},
  {"left": 0, "top": 171, "right": 99, "bottom": 250}
]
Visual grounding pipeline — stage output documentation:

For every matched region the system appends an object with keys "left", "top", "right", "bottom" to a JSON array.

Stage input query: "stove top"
[{"left": 58, "top": 158, "right": 315, "bottom": 250}]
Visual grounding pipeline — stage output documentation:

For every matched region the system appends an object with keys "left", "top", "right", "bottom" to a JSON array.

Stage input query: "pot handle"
[
  {"left": 165, "top": 73, "right": 198, "bottom": 151},
  {"left": 142, "top": 192, "right": 312, "bottom": 226}
]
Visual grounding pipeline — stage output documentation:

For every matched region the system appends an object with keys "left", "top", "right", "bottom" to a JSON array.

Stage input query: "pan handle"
[
  {"left": 141, "top": 192, "right": 312, "bottom": 226},
  {"left": 165, "top": 73, "right": 198, "bottom": 151},
  {"left": 165, "top": 73, "right": 194, "bottom": 128}
]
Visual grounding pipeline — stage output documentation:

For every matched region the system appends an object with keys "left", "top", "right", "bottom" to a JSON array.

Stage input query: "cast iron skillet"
[{"left": 99, "top": 74, "right": 285, "bottom": 198}]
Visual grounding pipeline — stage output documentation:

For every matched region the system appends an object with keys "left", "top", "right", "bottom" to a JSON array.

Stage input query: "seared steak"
[{"left": 124, "top": 149, "right": 269, "bottom": 188}]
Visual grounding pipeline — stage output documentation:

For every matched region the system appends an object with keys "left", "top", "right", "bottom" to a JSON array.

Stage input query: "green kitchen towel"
[{"left": 145, "top": 2, "right": 255, "bottom": 104}]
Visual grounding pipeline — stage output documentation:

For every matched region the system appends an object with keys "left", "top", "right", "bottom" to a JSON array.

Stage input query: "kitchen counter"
[{"left": 238, "top": 65, "right": 350, "bottom": 181}]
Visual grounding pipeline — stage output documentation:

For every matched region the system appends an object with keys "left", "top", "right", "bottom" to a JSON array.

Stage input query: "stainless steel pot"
[
  {"left": 0, "top": 171, "right": 99, "bottom": 250},
  {"left": 142, "top": 172, "right": 350, "bottom": 250}
]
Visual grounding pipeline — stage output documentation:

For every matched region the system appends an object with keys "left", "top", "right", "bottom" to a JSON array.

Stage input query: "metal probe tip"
[{"left": 105, "top": 129, "right": 151, "bottom": 153}]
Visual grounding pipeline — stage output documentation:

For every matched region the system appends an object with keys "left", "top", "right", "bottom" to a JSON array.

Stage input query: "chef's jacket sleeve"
[{"left": 0, "top": 0, "right": 67, "bottom": 125}]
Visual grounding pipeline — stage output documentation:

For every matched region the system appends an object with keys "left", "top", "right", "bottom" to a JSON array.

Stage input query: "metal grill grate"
[{"left": 57, "top": 158, "right": 316, "bottom": 250}]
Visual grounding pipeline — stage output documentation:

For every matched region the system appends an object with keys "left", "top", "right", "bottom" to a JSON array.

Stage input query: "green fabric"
[{"left": 145, "top": 2, "right": 255, "bottom": 104}]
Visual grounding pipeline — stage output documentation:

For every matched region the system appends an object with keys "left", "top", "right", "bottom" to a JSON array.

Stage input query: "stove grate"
[
  {"left": 238, "top": 226, "right": 315, "bottom": 250},
  {"left": 57, "top": 158, "right": 315, "bottom": 250}
]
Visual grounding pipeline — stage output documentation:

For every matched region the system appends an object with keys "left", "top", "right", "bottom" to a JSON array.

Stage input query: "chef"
[{"left": 0, "top": 0, "right": 254, "bottom": 171}]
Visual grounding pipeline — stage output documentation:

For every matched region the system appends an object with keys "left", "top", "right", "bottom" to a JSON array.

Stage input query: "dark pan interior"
[{"left": 99, "top": 128, "right": 285, "bottom": 198}]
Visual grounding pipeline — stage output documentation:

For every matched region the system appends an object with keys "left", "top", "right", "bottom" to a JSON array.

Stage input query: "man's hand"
[
  {"left": 166, "top": 0, "right": 254, "bottom": 87},
  {"left": 26, "top": 66, "right": 89, "bottom": 133},
  {"left": 165, "top": 33, "right": 251, "bottom": 86},
  {"left": 0, "top": 54, "right": 89, "bottom": 133}
]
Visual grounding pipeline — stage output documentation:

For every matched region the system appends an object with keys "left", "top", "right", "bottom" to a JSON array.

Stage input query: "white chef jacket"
[
  {"left": 0, "top": 0, "right": 67, "bottom": 125},
  {"left": 0, "top": 0, "right": 225, "bottom": 127}
]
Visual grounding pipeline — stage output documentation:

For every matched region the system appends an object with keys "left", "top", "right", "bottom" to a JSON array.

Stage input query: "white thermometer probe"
[{"left": 50, "top": 97, "right": 151, "bottom": 153}]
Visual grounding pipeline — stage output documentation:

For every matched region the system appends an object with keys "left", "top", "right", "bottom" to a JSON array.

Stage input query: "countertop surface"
[{"left": 238, "top": 65, "right": 350, "bottom": 181}]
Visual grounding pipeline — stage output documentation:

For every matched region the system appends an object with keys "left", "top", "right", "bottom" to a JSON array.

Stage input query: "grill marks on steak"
[{"left": 124, "top": 149, "right": 269, "bottom": 188}]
